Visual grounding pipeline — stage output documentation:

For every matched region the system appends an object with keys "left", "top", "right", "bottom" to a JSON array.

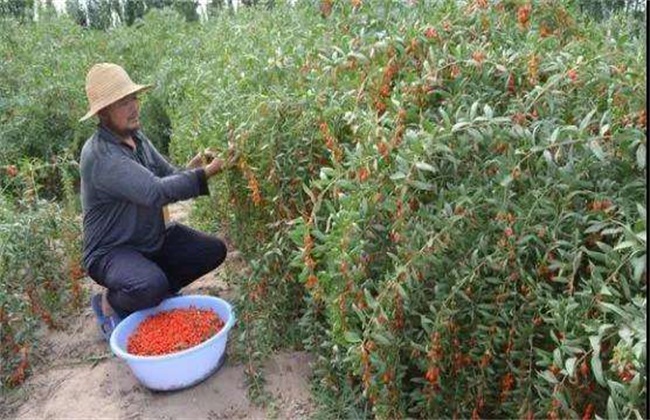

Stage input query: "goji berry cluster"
[{"left": 127, "top": 307, "right": 224, "bottom": 356}]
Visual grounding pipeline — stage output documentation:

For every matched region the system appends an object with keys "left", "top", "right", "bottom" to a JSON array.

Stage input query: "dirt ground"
[{"left": 2, "top": 202, "right": 314, "bottom": 420}]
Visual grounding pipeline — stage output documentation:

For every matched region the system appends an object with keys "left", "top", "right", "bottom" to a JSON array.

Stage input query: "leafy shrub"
[
  {"left": 169, "top": 2, "right": 646, "bottom": 418},
  {"left": 0, "top": 161, "right": 82, "bottom": 390}
]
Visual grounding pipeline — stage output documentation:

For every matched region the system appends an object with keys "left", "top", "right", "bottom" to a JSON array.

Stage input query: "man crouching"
[{"left": 79, "top": 63, "right": 230, "bottom": 341}]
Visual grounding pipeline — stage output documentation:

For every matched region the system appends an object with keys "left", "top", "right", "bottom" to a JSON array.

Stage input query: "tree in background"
[
  {"left": 4, "top": 0, "right": 646, "bottom": 25},
  {"left": 86, "top": 0, "right": 114, "bottom": 29},
  {"left": 173, "top": 0, "right": 199, "bottom": 22},
  {"left": 568, "top": 0, "right": 646, "bottom": 20},
  {"left": 39, "top": 0, "right": 58, "bottom": 20},
  {"left": 0, "top": 0, "right": 34, "bottom": 22},
  {"left": 207, "top": 0, "right": 237, "bottom": 18},
  {"left": 123, "top": 0, "right": 146, "bottom": 26},
  {"left": 145, "top": 0, "right": 199, "bottom": 22},
  {"left": 65, "top": 0, "right": 87, "bottom": 26},
  {"left": 60, "top": 0, "right": 199, "bottom": 28}
]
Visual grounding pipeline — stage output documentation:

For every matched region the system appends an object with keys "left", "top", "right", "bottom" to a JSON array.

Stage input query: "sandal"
[{"left": 91, "top": 293, "right": 122, "bottom": 342}]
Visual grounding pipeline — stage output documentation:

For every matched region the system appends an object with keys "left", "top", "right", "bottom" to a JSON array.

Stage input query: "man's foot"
[
  {"left": 91, "top": 293, "right": 122, "bottom": 341},
  {"left": 101, "top": 291, "right": 116, "bottom": 317}
]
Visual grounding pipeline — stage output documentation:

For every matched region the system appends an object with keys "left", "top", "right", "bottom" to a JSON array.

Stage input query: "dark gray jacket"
[{"left": 80, "top": 125, "right": 209, "bottom": 270}]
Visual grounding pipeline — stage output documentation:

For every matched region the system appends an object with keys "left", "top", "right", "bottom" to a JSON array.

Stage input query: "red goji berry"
[{"left": 127, "top": 306, "right": 224, "bottom": 356}]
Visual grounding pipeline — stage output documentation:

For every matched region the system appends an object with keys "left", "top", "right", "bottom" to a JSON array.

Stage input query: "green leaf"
[
  {"left": 347, "top": 52, "right": 369, "bottom": 64},
  {"left": 344, "top": 331, "right": 361, "bottom": 344},
  {"left": 395, "top": 282, "right": 407, "bottom": 299},
  {"left": 584, "top": 249, "right": 608, "bottom": 263},
  {"left": 364, "top": 289, "right": 377, "bottom": 309},
  {"left": 420, "top": 315, "right": 434, "bottom": 334},
  {"left": 585, "top": 222, "right": 607, "bottom": 234},
  {"left": 580, "top": 108, "right": 598, "bottom": 132},
  {"left": 591, "top": 354, "right": 606, "bottom": 387},
  {"left": 543, "top": 150, "right": 556, "bottom": 166},
  {"left": 452, "top": 121, "right": 471, "bottom": 132},
  {"left": 636, "top": 231, "right": 646, "bottom": 243},
  {"left": 539, "top": 369, "right": 558, "bottom": 384},
  {"left": 606, "top": 396, "right": 619, "bottom": 420},
  {"left": 553, "top": 348, "right": 563, "bottom": 367},
  {"left": 589, "top": 333, "right": 601, "bottom": 353},
  {"left": 500, "top": 174, "right": 513, "bottom": 187},
  {"left": 598, "top": 302, "right": 628, "bottom": 318},
  {"left": 632, "top": 256, "right": 646, "bottom": 282},
  {"left": 588, "top": 140, "right": 605, "bottom": 161},
  {"left": 483, "top": 104, "right": 493, "bottom": 119},
  {"left": 565, "top": 357, "right": 577, "bottom": 377},
  {"left": 352, "top": 305, "right": 366, "bottom": 323},
  {"left": 550, "top": 127, "right": 560, "bottom": 144},
  {"left": 467, "top": 127, "right": 483, "bottom": 142},
  {"left": 599, "top": 124, "right": 610, "bottom": 136},
  {"left": 372, "top": 332, "right": 391, "bottom": 346},
  {"left": 470, "top": 101, "right": 480, "bottom": 120},
  {"left": 619, "top": 274, "right": 632, "bottom": 300},
  {"left": 627, "top": 371, "right": 643, "bottom": 400},
  {"left": 598, "top": 324, "right": 615, "bottom": 335},
  {"left": 390, "top": 172, "right": 406, "bottom": 181},
  {"left": 302, "top": 183, "right": 316, "bottom": 203},
  {"left": 415, "top": 162, "right": 436, "bottom": 173},
  {"left": 554, "top": 390, "right": 570, "bottom": 411},
  {"left": 409, "top": 180, "right": 435, "bottom": 191},
  {"left": 613, "top": 240, "right": 636, "bottom": 251},
  {"left": 601, "top": 227, "right": 623, "bottom": 236},
  {"left": 596, "top": 241, "right": 613, "bottom": 253},
  {"left": 636, "top": 144, "right": 646, "bottom": 170},
  {"left": 618, "top": 326, "right": 633, "bottom": 343},
  {"left": 319, "top": 167, "right": 336, "bottom": 178},
  {"left": 563, "top": 346, "right": 584, "bottom": 355},
  {"left": 608, "top": 380, "right": 627, "bottom": 402},
  {"left": 636, "top": 203, "right": 646, "bottom": 221},
  {"left": 439, "top": 108, "right": 451, "bottom": 127}
]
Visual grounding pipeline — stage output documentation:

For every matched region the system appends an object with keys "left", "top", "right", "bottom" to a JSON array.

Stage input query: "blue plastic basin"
[{"left": 109, "top": 295, "right": 235, "bottom": 391}]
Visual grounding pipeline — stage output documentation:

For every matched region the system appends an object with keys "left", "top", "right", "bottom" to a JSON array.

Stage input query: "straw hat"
[{"left": 80, "top": 63, "right": 152, "bottom": 122}]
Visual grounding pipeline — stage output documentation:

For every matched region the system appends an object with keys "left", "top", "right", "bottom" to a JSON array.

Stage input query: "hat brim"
[{"left": 79, "top": 83, "right": 153, "bottom": 122}]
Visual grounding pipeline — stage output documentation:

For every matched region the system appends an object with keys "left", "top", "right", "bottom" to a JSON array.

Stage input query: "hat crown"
[
  {"left": 86, "top": 63, "right": 134, "bottom": 103},
  {"left": 80, "top": 62, "right": 152, "bottom": 122}
]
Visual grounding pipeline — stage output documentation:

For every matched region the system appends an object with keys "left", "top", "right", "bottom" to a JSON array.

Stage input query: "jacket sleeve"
[{"left": 93, "top": 153, "right": 209, "bottom": 208}]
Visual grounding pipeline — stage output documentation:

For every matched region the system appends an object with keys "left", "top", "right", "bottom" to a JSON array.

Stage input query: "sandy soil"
[{"left": 3, "top": 202, "right": 314, "bottom": 420}]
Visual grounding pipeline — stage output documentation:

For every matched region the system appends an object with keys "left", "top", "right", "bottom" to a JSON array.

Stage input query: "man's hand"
[
  {"left": 189, "top": 145, "right": 239, "bottom": 179},
  {"left": 187, "top": 149, "right": 217, "bottom": 170},
  {"left": 204, "top": 157, "right": 226, "bottom": 178}
]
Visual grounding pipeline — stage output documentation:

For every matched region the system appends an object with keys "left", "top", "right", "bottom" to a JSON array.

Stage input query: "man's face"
[{"left": 99, "top": 93, "right": 141, "bottom": 135}]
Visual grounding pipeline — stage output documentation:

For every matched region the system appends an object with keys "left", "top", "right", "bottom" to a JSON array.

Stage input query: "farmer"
[{"left": 79, "top": 63, "right": 230, "bottom": 341}]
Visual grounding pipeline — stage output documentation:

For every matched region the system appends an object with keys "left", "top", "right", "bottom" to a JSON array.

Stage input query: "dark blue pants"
[{"left": 88, "top": 223, "right": 227, "bottom": 318}]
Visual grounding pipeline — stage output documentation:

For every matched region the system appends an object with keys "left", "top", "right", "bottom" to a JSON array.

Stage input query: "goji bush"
[
  {"left": 167, "top": 1, "right": 646, "bottom": 418},
  {"left": 0, "top": 160, "right": 82, "bottom": 391}
]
